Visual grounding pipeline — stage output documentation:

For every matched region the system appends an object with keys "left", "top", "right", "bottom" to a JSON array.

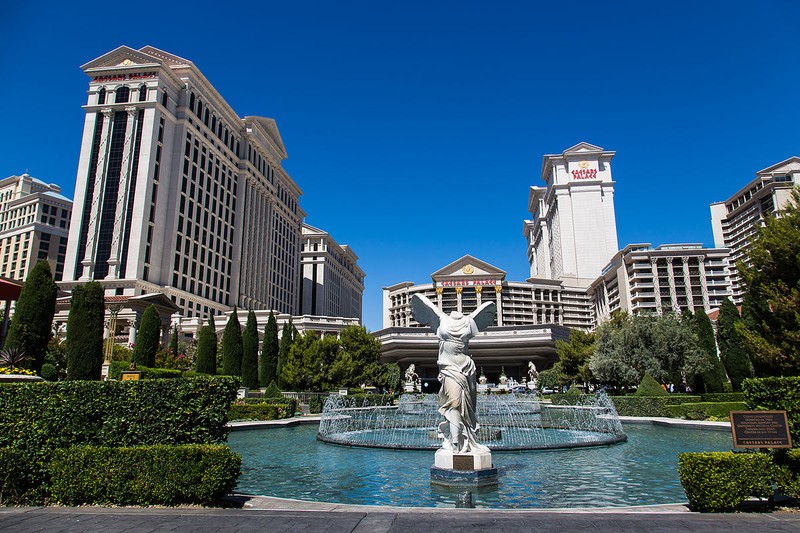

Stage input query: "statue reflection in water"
[{"left": 410, "top": 294, "right": 496, "bottom": 454}]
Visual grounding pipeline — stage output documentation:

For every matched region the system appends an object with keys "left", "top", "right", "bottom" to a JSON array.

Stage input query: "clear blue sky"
[{"left": 2, "top": 1, "right": 798, "bottom": 331}]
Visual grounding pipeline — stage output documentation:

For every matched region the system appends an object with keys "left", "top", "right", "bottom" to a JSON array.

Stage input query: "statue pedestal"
[{"left": 430, "top": 449, "right": 498, "bottom": 487}]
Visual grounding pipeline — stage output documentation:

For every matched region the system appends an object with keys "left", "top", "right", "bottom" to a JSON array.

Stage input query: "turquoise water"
[{"left": 227, "top": 423, "right": 732, "bottom": 508}]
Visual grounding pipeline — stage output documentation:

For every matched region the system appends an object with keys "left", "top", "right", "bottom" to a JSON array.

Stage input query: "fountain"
[{"left": 317, "top": 392, "right": 627, "bottom": 451}]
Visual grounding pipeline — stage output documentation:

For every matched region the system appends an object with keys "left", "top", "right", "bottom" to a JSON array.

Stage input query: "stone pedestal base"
[{"left": 430, "top": 449, "right": 498, "bottom": 487}]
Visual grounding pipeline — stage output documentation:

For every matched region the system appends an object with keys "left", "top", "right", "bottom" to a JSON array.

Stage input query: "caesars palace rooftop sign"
[{"left": 437, "top": 279, "right": 501, "bottom": 287}]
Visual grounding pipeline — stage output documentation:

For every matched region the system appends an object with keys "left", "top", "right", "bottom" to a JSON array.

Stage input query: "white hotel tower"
[
  {"left": 524, "top": 143, "right": 619, "bottom": 288},
  {"left": 62, "top": 46, "right": 305, "bottom": 319}
]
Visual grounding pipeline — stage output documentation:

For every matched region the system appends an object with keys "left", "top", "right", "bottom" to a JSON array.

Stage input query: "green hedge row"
[
  {"left": 666, "top": 402, "right": 748, "bottom": 420},
  {"left": 228, "top": 400, "right": 298, "bottom": 421},
  {"left": 0, "top": 447, "right": 40, "bottom": 505},
  {"left": 742, "top": 377, "right": 800, "bottom": 445},
  {"left": 776, "top": 448, "right": 800, "bottom": 500},
  {"left": 108, "top": 360, "right": 183, "bottom": 380},
  {"left": 344, "top": 393, "right": 397, "bottom": 407},
  {"left": 0, "top": 377, "right": 239, "bottom": 457},
  {"left": 701, "top": 393, "right": 745, "bottom": 403},
  {"left": 679, "top": 452, "right": 775, "bottom": 512},
  {"left": 610, "top": 396, "right": 702, "bottom": 417},
  {"left": 48, "top": 444, "right": 241, "bottom": 506}
]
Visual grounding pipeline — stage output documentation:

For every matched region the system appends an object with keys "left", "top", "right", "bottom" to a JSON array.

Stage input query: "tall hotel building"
[
  {"left": 710, "top": 157, "right": 800, "bottom": 304},
  {"left": 62, "top": 46, "right": 306, "bottom": 319},
  {"left": 0, "top": 174, "right": 72, "bottom": 282}
]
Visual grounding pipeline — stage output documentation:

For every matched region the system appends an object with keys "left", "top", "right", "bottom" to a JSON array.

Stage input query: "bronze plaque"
[
  {"left": 120, "top": 371, "right": 142, "bottom": 381},
  {"left": 452, "top": 455, "right": 474, "bottom": 471},
  {"left": 730, "top": 410, "right": 793, "bottom": 448}
]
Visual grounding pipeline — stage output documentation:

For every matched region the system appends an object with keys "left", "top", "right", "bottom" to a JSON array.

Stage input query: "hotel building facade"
[
  {"left": 61, "top": 46, "right": 306, "bottom": 320},
  {"left": 0, "top": 174, "right": 72, "bottom": 282},
  {"left": 710, "top": 157, "right": 800, "bottom": 303}
]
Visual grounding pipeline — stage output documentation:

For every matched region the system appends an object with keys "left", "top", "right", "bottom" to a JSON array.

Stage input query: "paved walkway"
[{"left": 2, "top": 505, "right": 800, "bottom": 532}]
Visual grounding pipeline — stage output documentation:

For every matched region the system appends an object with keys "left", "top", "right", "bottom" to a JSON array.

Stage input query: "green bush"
[
  {"left": 666, "top": 402, "right": 748, "bottom": 420},
  {"left": 108, "top": 360, "right": 182, "bottom": 380},
  {"left": 700, "top": 393, "right": 745, "bottom": 403},
  {"left": 309, "top": 395, "right": 325, "bottom": 414},
  {"left": 610, "top": 395, "right": 702, "bottom": 417},
  {"left": 344, "top": 393, "right": 396, "bottom": 407},
  {"left": 49, "top": 444, "right": 241, "bottom": 506},
  {"left": 678, "top": 452, "right": 775, "bottom": 512},
  {"left": 0, "top": 447, "right": 40, "bottom": 505},
  {"left": 776, "top": 448, "right": 800, "bottom": 499},
  {"left": 264, "top": 380, "right": 283, "bottom": 399},
  {"left": 742, "top": 377, "right": 800, "bottom": 445},
  {"left": 228, "top": 401, "right": 296, "bottom": 421},
  {"left": 634, "top": 373, "right": 668, "bottom": 396}
]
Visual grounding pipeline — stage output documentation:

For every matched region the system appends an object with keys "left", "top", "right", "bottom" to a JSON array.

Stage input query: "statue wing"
[
  {"left": 470, "top": 301, "right": 496, "bottom": 331},
  {"left": 410, "top": 294, "right": 442, "bottom": 331}
]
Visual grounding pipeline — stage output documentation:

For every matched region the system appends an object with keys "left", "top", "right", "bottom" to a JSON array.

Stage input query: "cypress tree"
[
  {"left": 221, "top": 308, "right": 243, "bottom": 376},
  {"left": 195, "top": 316, "right": 217, "bottom": 374},
  {"left": 277, "top": 321, "right": 292, "bottom": 388},
  {"left": 260, "top": 311, "right": 279, "bottom": 387},
  {"left": 133, "top": 304, "right": 161, "bottom": 367},
  {"left": 66, "top": 282, "right": 104, "bottom": 380},
  {"left": 241, "top": 309, "right": 259, "bottom": 389},
  {"left": 693, "top": 308, "right": 727, "bottom": 392},
  {"left": 5, "top": 260, "right": 58, "bottom": 372},
  {"left": 717, "top": 298, "right": 753, "bottom": 391},
  {"left": 170, "top": 324, "right": 179, "bottom": 357}
]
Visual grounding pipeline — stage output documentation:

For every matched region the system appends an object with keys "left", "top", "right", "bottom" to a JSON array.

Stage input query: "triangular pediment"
[
  {"left": 138, "top": 46, "right": 193, "bottom": 67},
  {"left": 757, "top": 156, "right": 800, "bottom": 176},
  {"left": 563, "top": 142, "right": 605, "bottom": 154},
  {"left": 246, "top": 117, "right": 288, "bottom": 160},
  {"left": 81, "top": 46, "right": 162, "bottom": 72},
  {"left": 431, "top": 255, "right": 506, "bottom": 282}
]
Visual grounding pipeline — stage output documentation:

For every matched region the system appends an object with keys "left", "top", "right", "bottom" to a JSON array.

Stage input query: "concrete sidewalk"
[{"left": 2, "top": 506, "right": 800, "bottom": 533}]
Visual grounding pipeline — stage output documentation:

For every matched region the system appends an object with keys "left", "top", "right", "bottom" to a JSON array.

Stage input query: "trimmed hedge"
[
  {"left": 666, "top": 402, "right": 748, "bottom": 420},
  {"left": 0, "top": 447, "right": 39, "bottom": 505},
  {"left": 49, "top": 444, "right": 241, "bottom": 506},
  {"left": 679, "top": 452, "right": 775, "bottom": 512},
  {"left": 701, "top": 393, "right": 745, "bottom": 403},
  {"left": 108, "top": 360, "right": 183, "bottom": 380},
  {"left": 776, "top": 448, "right": 800, "bottom": 499},
  {"left": 610, "top": 395, "right": 702, "bottom": 417},
  {"left": 0, "top": 377, "right": 239, "bottom": 455},
  {"left": 344, "top": 393, "right": 397, "bottom": 407},
  {"left": 228, "top": 399, "right": 298, "bottom": 421},
  {"left": 742, "top": 377, "right": 800, "bottom": 445}
]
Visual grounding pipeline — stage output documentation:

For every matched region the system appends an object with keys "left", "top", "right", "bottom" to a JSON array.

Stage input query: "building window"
[
  {"left": 139, "top": 85, "right": 147, "bottom": 102},
  {"left": 115, "top": 86, "right": 130, "bottom": 104},
  {"left": 98, "top": 87, "right": 106, "bottom": 105}
]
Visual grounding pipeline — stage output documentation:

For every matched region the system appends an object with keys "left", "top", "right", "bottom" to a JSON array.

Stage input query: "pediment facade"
[
  {"left": 431, "top": 255, "right": 506, "bottom": 284},
  {"left": 81, "top": 46, "right": 162, "bottom": 72},
  {"left": 563, "top": 142, "right": 605, "bottom": 154}
]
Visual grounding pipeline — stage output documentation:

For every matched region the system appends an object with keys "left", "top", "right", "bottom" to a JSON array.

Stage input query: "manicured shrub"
[
  {"left": 241, "top": 310, "right": 259, "bottom": 389},
  {"left": 775, "top": 448, "right": 800, "bottom": 499},
  {"left": 0, "top": 447, "right": 40, "bottom": 505},
  {"left": 221, "top": 309, "right": 243, "bottom": 376},
  {"left": 308, "top": 394, "right": 325, "bottom": 414},
  {"left": 741, "top": 377, "right": 800, "bottom": 445},
  {"left": 195, "top": 316, "right": 217, "bottom": 375},
  {"left": 263, "top": 380, "right": 282, "bottom": 399},
  {"left": 678, "top": 452, "right": 775, "bottom": 512},
  {"left": 634, "top": 373, "right": 668, "bottom": 396},
  {"left": 610, "top": 395, "right": 702, "bottom": 417},
  {"left": 108, "top": 360, "right": 182, "bottom": 380},
  {"left": 260, "top": 312, "right": 279, "bottom": 387},
  {"left": 133, "top": 305, "right": 161, "bottom": 368},
  {"left": 66, "top": 281, "right": 104, "bottom": 380},
  {"left": 666, "top": 402, "right": 748, "bottom": 420},
  {"left": 228, "top": 401, "right": 297, "bottom": 421},
  {"left": 49, "top": 444, "right": 241, "bottom": 505},
  {"left": 700, "top": 393, "right": 745, "bottom": 403}
]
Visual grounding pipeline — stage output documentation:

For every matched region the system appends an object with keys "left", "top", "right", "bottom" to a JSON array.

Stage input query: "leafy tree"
[
  {"left": 195, "top": 316, "right": 217, "bottom": 375},
  {"left": 66, "top": 282, "right": 104, "bottom": 380},
  {"left": 330, "top": 325, "right": 382, "bottom": 388},
  {"left": 133, "top": 305, "right": 161, "bottom": 367},
  {"left": 690, "top": 308, "right": 727, "bottom": 393},
  {"left": 4, "top": 260, "right": 58, "bottom": 372},
  {"left": 589, "top": 313, "right": 711, "bottom": 389},
  {"left": 277, "top": 321, "right": 294, "bottom": 388},
  {"left": 554, "top": 329, "right": 595, "bottom": 386},
  {"left": 738, "top": 189, "right": 800, "bottom": 375},
  {"left": 221, "top": 308, "right": 243, "bottom": 376},
  {"left": 716, "top": 298, "right": 753, "bottom": 391},
  {"left": 241, "top": 309, "right": 259, "bottom": 389},
  {"left": 260, "top": 311, "right": 279, "bottom": 387}
]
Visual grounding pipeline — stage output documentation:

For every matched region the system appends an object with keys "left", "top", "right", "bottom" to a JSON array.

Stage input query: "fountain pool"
[{"left": 228, "top": 422, "right": 733, "bottom": 508}]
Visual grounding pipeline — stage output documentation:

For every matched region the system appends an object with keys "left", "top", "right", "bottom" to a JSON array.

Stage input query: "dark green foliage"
[
  {"left": 133, "top": 305, "right": 161, "bottom": 367},
  {"left": 666, "top": 402, "right": 748, "bottom": 420},
  {"left": 609, "top": 395, "right": 702, "bottom": 417},
  {"left": 700, "top": 392, "right": 745, "bottom": 403},
  {"left": 0, "top": 447, "right": 39, "bottom": 505},
  {"left": 554, "top": 329, "right": 595, "bottom": 386},
  {"left": 221, "top": 309, "right": 243, "bottom": 376},
  {"left": 741, "top": 376, "right": 800, "bottom": 445},
  {"left": 4, "top": 261, "right": 57, "bottom": 372},
  {"left": 634, "top": 373, "right": 668, "bottom": 396},
  {"left": 228, "top": 401, "right": 297, "bottom": 421},
  {"left": 716, "top": 298, "right": 753, "bottom": 391},
  {"left": 264, "top": 380, "right": 282, "bottom": 398},
  {"left": 678, "top": 452, "right": 775, "bottom": 512},
  {"left": 108, "top": 360, "right": 182, "bottom": 380},
  {"left": 170, "top": 325, "right": 179, "bottom": 356},
  {"left": 65, "top": 281, "right": 105, "bottom": 380},
  {"left": 49, "top": 444, "right": 241, "bottom": 505},
  {"left": 241, "top": 310, "right": 259, "bottom": 389},
  {"left": 775, "top": 448, "right": 800, "bottom": 499},
  {"left": 277, "top": 321, "right": 293, "bottom": 388},
  {"left": 691, "top": 308, "right": 728, "bottom": 393},
  {"left": 738, "top": 189, "right": 800, "bottom": 376},
  {"left": 260, "top": 311, "right": 278, "bottom": 387},
  {"left": 195, "top": 317, "right": 217, "bottom": 375},
  {"left": 308, "top": 394, "right": 325, "bottom": 414}
]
